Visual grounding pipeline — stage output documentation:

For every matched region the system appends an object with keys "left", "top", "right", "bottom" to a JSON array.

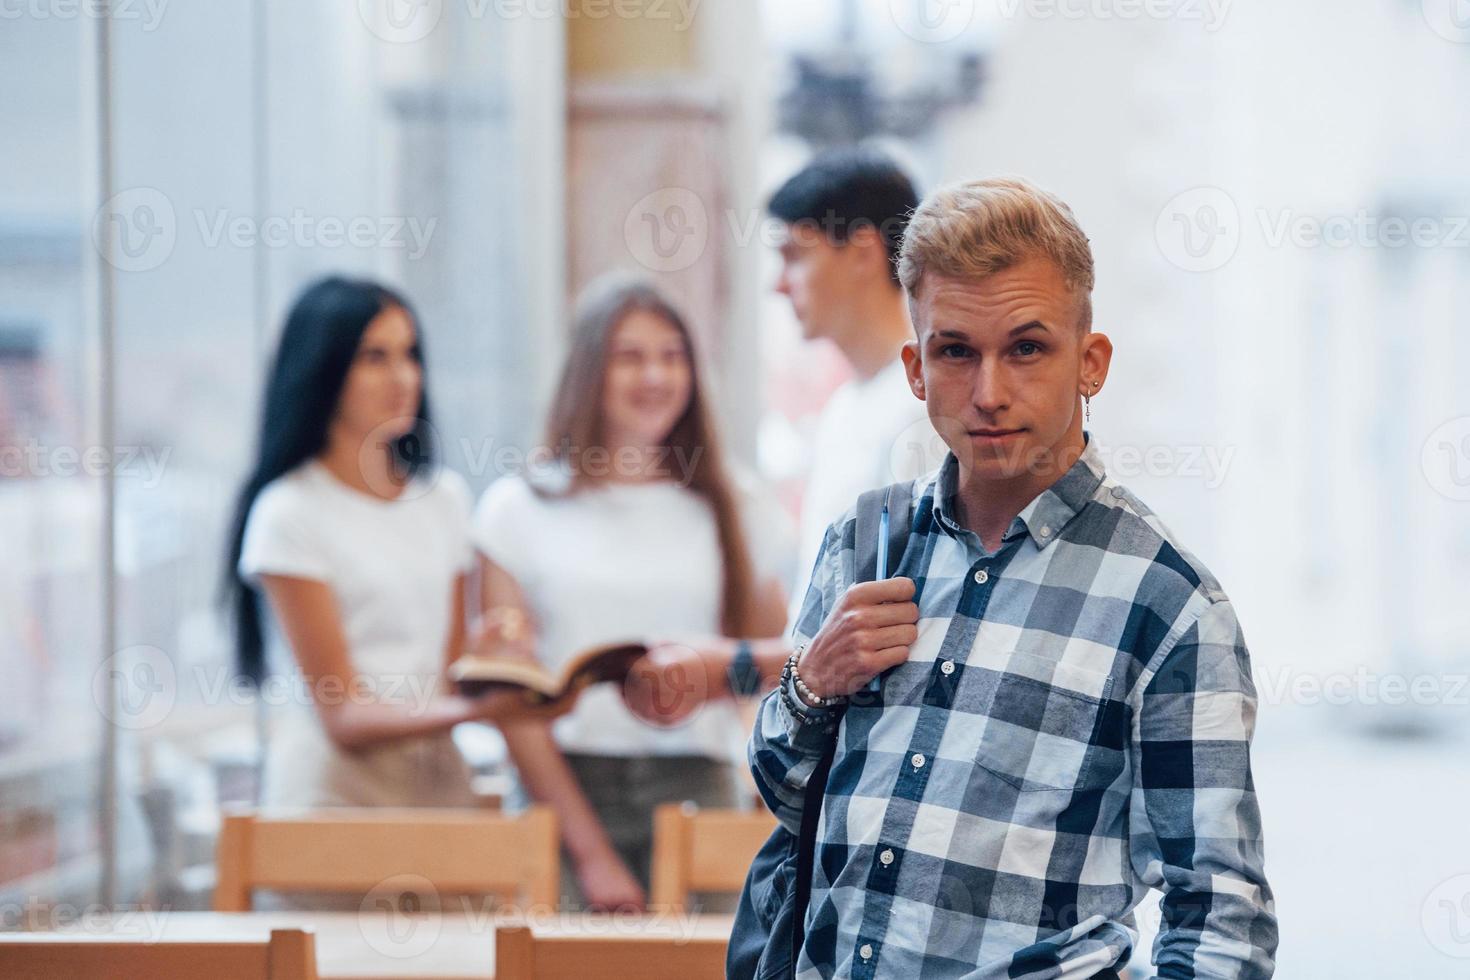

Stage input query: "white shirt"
[
  {"left": 792, "top": 357, "right": 942, "bottom": 608},
  {"left": 238, "top": 460, "right": 476, "bottom": 806},
  {"left": 471, "top": 474, "right": 787, "bottom": 761}
]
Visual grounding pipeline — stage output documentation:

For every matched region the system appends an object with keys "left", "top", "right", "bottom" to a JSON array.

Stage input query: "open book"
[{"left": 448, "top": 642, "right": 648, "bottom": 706}]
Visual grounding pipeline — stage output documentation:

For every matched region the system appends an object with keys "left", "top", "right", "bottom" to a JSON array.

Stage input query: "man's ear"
[
  {"left": 901, "top": 339, "right": 925, "bottom": 400},
  {"left": 846, "top": 225, "right": 890, "bottom": 281},
  {"left": 1079, "top": 331, "right": 1113, "bottom": 394}
]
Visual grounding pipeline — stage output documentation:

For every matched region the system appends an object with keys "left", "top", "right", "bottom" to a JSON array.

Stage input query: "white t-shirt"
[
  {"left": 237, "top": 460, "right": 476, "bottom": 807},
  {"left": 792, "top": 357, "right": 943, "bottom": 607},
  {"left": 470, "top": 474, "right": 787, "bottom": 761}
]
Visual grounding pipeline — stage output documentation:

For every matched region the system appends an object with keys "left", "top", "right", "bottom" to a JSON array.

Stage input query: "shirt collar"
[{"left": 930, "top": 431, "right": 1107, "bottom": 551}]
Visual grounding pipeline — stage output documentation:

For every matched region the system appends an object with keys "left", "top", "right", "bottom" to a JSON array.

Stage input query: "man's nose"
[
  {"left": 971, "top": 361, "right": 1010, "bottom": 415},
  {"left": 773, "top": 266, "right": 792, "bottom": 296}
]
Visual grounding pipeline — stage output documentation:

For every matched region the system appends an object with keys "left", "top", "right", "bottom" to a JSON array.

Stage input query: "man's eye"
[
  {"left": 940, "top": 344, "right": 971, "bottom": 359},
  {"left": 1015, "top": 341, "right": 1042, "bottom": 357}
]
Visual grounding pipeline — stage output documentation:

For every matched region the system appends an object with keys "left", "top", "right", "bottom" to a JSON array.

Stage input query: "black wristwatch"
[{"left": 726, "top": 640, "right": 762, "bottom": 697}]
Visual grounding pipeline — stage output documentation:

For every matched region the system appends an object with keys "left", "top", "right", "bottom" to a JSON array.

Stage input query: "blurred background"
[{"left": 3, "top": 0, "right": 1469, "bottom": 974}]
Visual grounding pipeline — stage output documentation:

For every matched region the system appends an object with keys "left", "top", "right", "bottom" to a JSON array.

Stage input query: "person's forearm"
[
  {"left": 745, "top": 669, "right": 841, "bottom": 835},
  {"left": 500, "top": 721, "right": 617, "bottom": 864},
  {"left": 751, "top": 638, "right": 792, "bottom": 683},
  {"left": 695, "top": 637, "right": 791, "bottom": 699},
  {"left": 317, "top": 694, "right": 481, "bottom": 751}
]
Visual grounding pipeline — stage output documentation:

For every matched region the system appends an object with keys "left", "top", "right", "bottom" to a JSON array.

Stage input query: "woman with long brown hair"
[{"left": 471, "top": 273, "right": 789, "bottom": 910}]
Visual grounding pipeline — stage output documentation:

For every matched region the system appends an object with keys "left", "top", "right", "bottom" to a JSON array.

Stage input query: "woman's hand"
[
  {"left": 462, "top": 690, "right": 576, "bottom": 724},
  {"left": 468, "top": 606, "right": 536, "bottom": 662},
  {"left": 621, "top": 641, "right": 717, "bottom": 727},
  {"left": 574, "top": 847, "right": 647, "bottom": 912}
]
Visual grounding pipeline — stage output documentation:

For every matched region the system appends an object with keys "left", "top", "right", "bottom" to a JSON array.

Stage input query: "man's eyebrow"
[
  {"left": 1009, "top": 320, "right": 1050, "bottom": 337},
  {"left": 929, "top": 321, "right": 1051, "bottom": 342}
]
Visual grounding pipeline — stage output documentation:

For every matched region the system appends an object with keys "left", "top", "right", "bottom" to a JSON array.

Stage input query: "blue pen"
[
  {"left": 869, "top": 505, "right": 892, "bottom": 695},
  {"left": 876, "top": 504, "right": 891, "bottom": 581}
]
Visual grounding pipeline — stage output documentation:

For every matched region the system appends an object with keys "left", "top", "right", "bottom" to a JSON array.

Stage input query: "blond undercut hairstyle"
[{"left": 898, "top": 176, "right": 1095, "bottom": 331}]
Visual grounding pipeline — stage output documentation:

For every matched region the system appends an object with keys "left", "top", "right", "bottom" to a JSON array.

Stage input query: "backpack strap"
[{"left": 790, "top": 479, "right": 917, "bottom": 970}]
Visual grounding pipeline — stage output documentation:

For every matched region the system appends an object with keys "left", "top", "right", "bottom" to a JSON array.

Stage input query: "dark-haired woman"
[
  {"left": 471, "top": 274, "right": 791, "bottom": 911},
  {"left": 225, "top": 276, "right": 531, "bottom": 810}
]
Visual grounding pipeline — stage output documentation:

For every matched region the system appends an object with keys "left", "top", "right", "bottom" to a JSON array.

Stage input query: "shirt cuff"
[{"left": 778, "top": 671, "right": 839, "bottom": 751}]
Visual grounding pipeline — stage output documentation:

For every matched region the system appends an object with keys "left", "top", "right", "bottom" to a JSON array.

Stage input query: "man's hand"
[{"left": 796, "top": 577, "right": 919, "bottom": 702}]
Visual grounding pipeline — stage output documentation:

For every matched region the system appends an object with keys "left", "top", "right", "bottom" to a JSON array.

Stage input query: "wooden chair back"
[
  {"left": 649, "top": 802, "right": 776, "bottom": 911},
  {"left": 0, "top": 927, "right": 316, "bottom": 980},
  {"left": 213, "top": 806, "right": 558, "bottom": 911}
]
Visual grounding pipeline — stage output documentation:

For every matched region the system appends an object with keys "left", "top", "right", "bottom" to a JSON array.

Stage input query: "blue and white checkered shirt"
[{"left": 749, "top": 435, "right": 1277, "bottom": 979}]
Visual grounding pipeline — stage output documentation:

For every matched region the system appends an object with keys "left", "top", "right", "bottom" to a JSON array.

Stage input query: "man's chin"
[{"left": 963, "top": 435, "right": 1044, "bottom": 480}]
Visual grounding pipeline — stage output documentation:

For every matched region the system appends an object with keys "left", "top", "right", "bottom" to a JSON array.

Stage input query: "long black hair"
[{"left": 223, "top": 275, "right": 436, "bottom": 685}]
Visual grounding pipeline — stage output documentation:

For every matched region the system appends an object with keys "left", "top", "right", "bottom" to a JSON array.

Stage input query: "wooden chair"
[
  {"left": 494, "top": 919, "right": 728, "bottom": 979},
  {"left": 214, "top": 806, "right": 558, "bottom": 911},
  {"left": 0, "top": 928, "right": 316, "bottom": 980},
  {"left": 650, "top": 802, "right": 777, "bottom": 912}
]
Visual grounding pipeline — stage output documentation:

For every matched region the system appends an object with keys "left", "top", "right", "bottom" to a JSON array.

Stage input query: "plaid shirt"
[{"left": 749, "top": 435, "right": 1277, "bottom": 979}]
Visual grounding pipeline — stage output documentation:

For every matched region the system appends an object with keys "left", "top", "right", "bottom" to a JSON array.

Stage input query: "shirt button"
[
  {"left": 911, "top": 752, "right": 926, "bottom": 768},
  {"left": 973, "top": 568, "right": 989, "bottom": 585},
  {"left": 880, "top": 848, "right": 894, "bottom": 866},
  {"left": 940, "top": 659, "right": 955, "bottom": 675},
  {"left": 1040, "top": 524, "right": 1052, "bottom": 537},
  {"left": 860, "top": 943, "right": 874, "bottom": 960}
]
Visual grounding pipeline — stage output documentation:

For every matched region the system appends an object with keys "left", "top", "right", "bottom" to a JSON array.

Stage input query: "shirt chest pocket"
[{"left": 972, "top": 652, "right": 1121, "bottom": 794}]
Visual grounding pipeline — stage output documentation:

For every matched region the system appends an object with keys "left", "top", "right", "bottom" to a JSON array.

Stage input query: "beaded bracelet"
[{"left": 786, "top": 646, "right": 846, "bottom": 709}]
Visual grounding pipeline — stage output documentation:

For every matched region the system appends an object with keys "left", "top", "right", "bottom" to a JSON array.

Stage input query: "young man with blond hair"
[{"left": 749, "top": 176, "right": 1277, "bottom": 978}]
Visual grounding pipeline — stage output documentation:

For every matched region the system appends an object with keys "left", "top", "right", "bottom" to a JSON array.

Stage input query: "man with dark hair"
[
  {"left": 768, "top": 147, "right": 942, "bottom": 595},
  {"left": 619, "top": 149, "right": 943, "bottom": 729}
]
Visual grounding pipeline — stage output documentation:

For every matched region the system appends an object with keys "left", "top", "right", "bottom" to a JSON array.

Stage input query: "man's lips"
[{"left": 969, "top": 428, "right": 1026, "bottom": 438}]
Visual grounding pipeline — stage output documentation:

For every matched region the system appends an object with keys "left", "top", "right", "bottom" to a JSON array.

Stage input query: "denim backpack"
[{"left": 727, "top": 481, "right": 914, "bottom": 980}]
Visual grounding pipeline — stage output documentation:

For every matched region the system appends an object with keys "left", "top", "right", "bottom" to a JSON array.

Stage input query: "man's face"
[
  {"left": 772, "top": 222, "right": 865, "bottom": 342},
  {"left": 902, "top": 257, "right": 1111, "bottom": 483}
]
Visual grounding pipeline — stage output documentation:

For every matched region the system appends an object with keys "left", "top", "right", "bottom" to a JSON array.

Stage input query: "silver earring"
[{"left": 1085, "top": 395, "right": 1091, "bottom": 422}]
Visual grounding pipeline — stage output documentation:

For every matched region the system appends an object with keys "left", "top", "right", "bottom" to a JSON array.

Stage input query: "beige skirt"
[
  {"left": 253, "top": 721, "right": 478, "bottom": 911},
  {"left": 263, "top": 718, "right": 477, "bottom": 809}
]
